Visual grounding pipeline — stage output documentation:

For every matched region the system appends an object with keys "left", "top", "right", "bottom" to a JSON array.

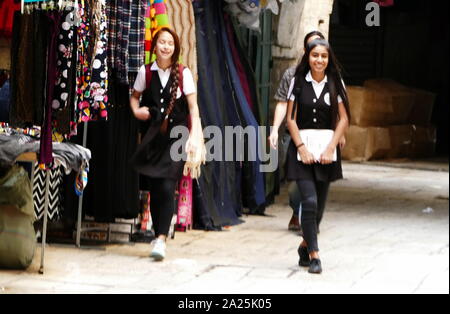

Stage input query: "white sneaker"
[{"left": 150, "top": 239, "right": 166, "bottom": 261}]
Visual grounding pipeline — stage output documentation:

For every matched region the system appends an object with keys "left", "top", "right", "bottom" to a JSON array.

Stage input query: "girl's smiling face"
[
  {"left": 155, "top": 31, "right": 175, "bottom": 62},
  {"left": 309, "top": 45, "right": 329, "bottom": 75}
]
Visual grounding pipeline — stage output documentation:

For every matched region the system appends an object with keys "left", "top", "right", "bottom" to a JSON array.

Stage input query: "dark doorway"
[{"left": 330, "top": 0, "right": 449, "bottom": 155}]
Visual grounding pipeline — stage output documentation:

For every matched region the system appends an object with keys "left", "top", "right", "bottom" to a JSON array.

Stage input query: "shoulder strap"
[
  {"left": 290, "top": 75, "right": 304, "bottom": 120},
  {"left": 145, "top": 63, "right": 153, "bottom": 91}
]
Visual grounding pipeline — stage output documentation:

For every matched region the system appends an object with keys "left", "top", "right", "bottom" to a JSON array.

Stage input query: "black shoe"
[
  {"left": 308, "top": 259, "right": 322, "bottom": 274},
  {"left": 297, "top": 246, "right": 310, "bottom": 267}
]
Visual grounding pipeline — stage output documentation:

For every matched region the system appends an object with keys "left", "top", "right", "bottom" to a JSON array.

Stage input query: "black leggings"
[
  {"left": 296, "top": 179, "right": 330, "bottom": 253},
  {"left": 142, "top": 177, "right": 177, "bottom": 237}
]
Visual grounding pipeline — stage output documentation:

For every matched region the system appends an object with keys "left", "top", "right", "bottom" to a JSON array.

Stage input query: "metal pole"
[
  {"left": 76, "top": 121, "right": 88, "bottom": 247},
  {"left": 39, "top": 169, "right": 51, "bottom": 274}
]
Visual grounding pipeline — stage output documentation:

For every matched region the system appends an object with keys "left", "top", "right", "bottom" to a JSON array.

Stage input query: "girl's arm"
[
  {"left": 268, "top": 101, "right": 287, "bottom": 149},
  {"left": 130, "top": 90, "right": 150, "bottom": 121},
  {"left": 185, "top": 93, "right": 203, "bottom": 153},
  {"left": 287, "top": 99, "right": 315, "bottom": 165},
  {"left": 320, "top": 101, "right": 349, "bottom": 164}
]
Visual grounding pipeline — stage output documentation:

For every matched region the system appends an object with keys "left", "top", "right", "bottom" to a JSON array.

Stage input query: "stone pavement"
[{"left": 0, "top": 163, "right": 448, "bottom": 294}]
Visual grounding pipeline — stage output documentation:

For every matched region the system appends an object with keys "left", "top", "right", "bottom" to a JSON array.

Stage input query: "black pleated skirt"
[{"left": 285, "top": 141, "right": 343, "bottom": 183}]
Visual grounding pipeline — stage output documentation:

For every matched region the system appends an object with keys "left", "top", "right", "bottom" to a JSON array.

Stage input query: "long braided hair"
[{"left": 150, "top": 27, "right": 182, "bottom": 134}]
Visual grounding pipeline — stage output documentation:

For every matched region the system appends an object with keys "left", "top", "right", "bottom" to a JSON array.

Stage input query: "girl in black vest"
[
  {"left": 286, "top": 39, "right": 351, "bottom": 274},
  {"left": 130, "top": 28, "right": 203, "bottom": 261}
]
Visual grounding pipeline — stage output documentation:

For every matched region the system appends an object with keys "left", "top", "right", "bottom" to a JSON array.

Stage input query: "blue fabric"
[
  {"left": 193, "top": 0, "right": 266, "bottom": 224},
  {"left": 217, "top": 1, "right": 266, "bottom": 213},
  {"left": 193, "top": 0, "right": 243, "bottom": 229},
  {"left": 0, "top": 80, "right": 10, "bottom": 123}
]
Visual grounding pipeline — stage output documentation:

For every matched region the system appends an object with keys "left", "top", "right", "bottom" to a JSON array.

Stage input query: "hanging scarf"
[{"left": 145, "top": 0, "right": 170, "bottom": 65}]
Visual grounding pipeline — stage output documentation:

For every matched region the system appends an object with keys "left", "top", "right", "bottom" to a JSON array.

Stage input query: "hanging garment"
[
  {"left": 106, "top": 0, "right": 118, "bottom": 70},
  {"left": 0, "top": 0, "right": 21, "bottom": 38},
  {"left": 39, "top": 11, "right": 62, "bottom": 166},
  {"left": 115, "top": 0, "right": 131, "bottom": 84},
  {"left": 0, "top": 79, "right": 10, "bottom": 123},
  {"left": 193, "top": 0, "right": 245, "bottom": 230},
  {"left": 224, "top": 14, "right": 254, "bottom": 112},
  {"left": 144, "top": 0, "right": 170, "bottom": 65},
  {"left": 217, "top": 2, "right": 266, "bottom": 214},
  {"left": 52, "top": 9, "right": 77, "bottom": 136},
  {"left": 33, "top": 164, "right": 64, "bottom": 221},
  {"left": 9, "top": 11, "right": 49, "bottom": 127},
  {"left": 128, "top": 0, "right": 146, "bottom": 78},
  {"left": 76, "top": 0, "right": 109, "bottom": 123},
  {"left": 81, "top": 80, "right": 139, "bottom": 222},
  {"left": 107, "top": 0, "right": 146, "bottom": 84},
  {"left": 165, "top": 0, "right": 199, "bottom": 80},
  {"left": 225, "top": 15, "right": 278, "bottom": 205}
]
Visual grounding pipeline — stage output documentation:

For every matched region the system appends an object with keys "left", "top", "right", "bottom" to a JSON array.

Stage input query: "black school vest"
[
  {"left": 140, "top": 69, "right": 189, "bottom": 134},
  {"left": 294, "top": 76, "right": 333, "bottom": 130}
]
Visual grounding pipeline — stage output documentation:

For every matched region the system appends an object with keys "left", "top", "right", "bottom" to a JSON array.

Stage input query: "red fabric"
[
  {"left": 224, "top": 14, "right": 254, "bottom": 111},
  {"left": 373, "top": 0, "right": 394, "bottom": 7},
  {"left": 0, "top": 0, "right": 20, "bottom": 38}
]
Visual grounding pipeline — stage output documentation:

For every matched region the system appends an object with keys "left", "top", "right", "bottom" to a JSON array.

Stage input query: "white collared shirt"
[
  {"left": 133, "top": 63, "right": 196, "bottom": 98},
  {"left": 287, "top": 71, "right": 343, "bottom": 104}
]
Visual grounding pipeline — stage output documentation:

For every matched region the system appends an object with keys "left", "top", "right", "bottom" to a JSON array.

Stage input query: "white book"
[{"left": 297, "top": 129, "right": 337, "bottom": 162}]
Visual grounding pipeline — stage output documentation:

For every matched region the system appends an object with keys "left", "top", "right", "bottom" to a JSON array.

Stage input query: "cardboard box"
[
  {"left": 387, "top": 125, "right": 414, "bottom": 158},
  {"left": 347, "top": 86, "right": 415, "bottom": 127},
  {"left": 342, "top": 124, "right": 437, "bottom": 161},
  {"left": 411, "top": 125, "right": 437, "bottom": 158},
  {"left": 342, "top": 126, "right": 391, "bottom": 161},
  {"left": 364, "top": 79, "right": 436, "bottom": 126}
]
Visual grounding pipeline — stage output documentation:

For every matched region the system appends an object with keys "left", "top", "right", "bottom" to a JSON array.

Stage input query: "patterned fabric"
[
  {"left": 76, "top": 0, "right": 109, "bottom": 123},
  {"left": 52, "top": 9, "right": 78, "bottom": 138},
  {"left": 107, "top": 0, "right": 146, "bottom": 84},
  {"left": 129, "top": 0, "right": 146, "bottom": 76},
  {"left": 33, "top": 164, "right": 63, "bottom": 221},
  {"left": 145, "top": 0, "right": 170, "bottom": 65},
  {"left": 115, "top": 0, "right": 132, "bottom": 84},
  {"left": 176, "top": 175, "right": 193, "bottom": 231},
  {"left": 106, "top": 0, "right": 118, "bottom": 71}
]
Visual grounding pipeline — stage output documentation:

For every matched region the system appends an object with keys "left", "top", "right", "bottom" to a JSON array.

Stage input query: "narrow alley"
[{"left": 1, "top": 162, "right": 448, "bottom": 294}]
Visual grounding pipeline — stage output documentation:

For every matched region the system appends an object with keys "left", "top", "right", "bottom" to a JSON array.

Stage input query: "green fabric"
[
  {"left": 0, "top": 165, "right": 34, "bottom": 218},
  {"left": 0, "top": 206, "right": 36, "bottom": 269},
  {"left": 155, "top": 14, "right": 169, "bottom": 28},
  {"left": 0, "top": 166, "right": 36, "bottom": 269}
]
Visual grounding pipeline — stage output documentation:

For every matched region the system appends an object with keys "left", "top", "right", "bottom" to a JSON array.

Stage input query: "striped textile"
[
  {"left": 145, "top": 0, "right": 171, "bottom": 65},
  {"left": 33, "top": 164, "right": 63, "bottom": 221}
]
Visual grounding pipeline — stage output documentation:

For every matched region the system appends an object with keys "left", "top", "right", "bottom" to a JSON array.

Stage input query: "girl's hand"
[
  {"left": 339, "top": 136, "right": 346, "bottom": 150},
  {"left": 320, "top": 147, "right": 335, "bottom": 165},
  {"left": 185, "top": 136, "right": 199, "bottom": 155},
  {"left": 268, "top": 129, "right": 279, "bottom": 150},
  {"left": 298, "top": 146, "right": 315, "bottom": 165},
  {"left": 133, "top": 107, "right": 150, "bottom": 121}
]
